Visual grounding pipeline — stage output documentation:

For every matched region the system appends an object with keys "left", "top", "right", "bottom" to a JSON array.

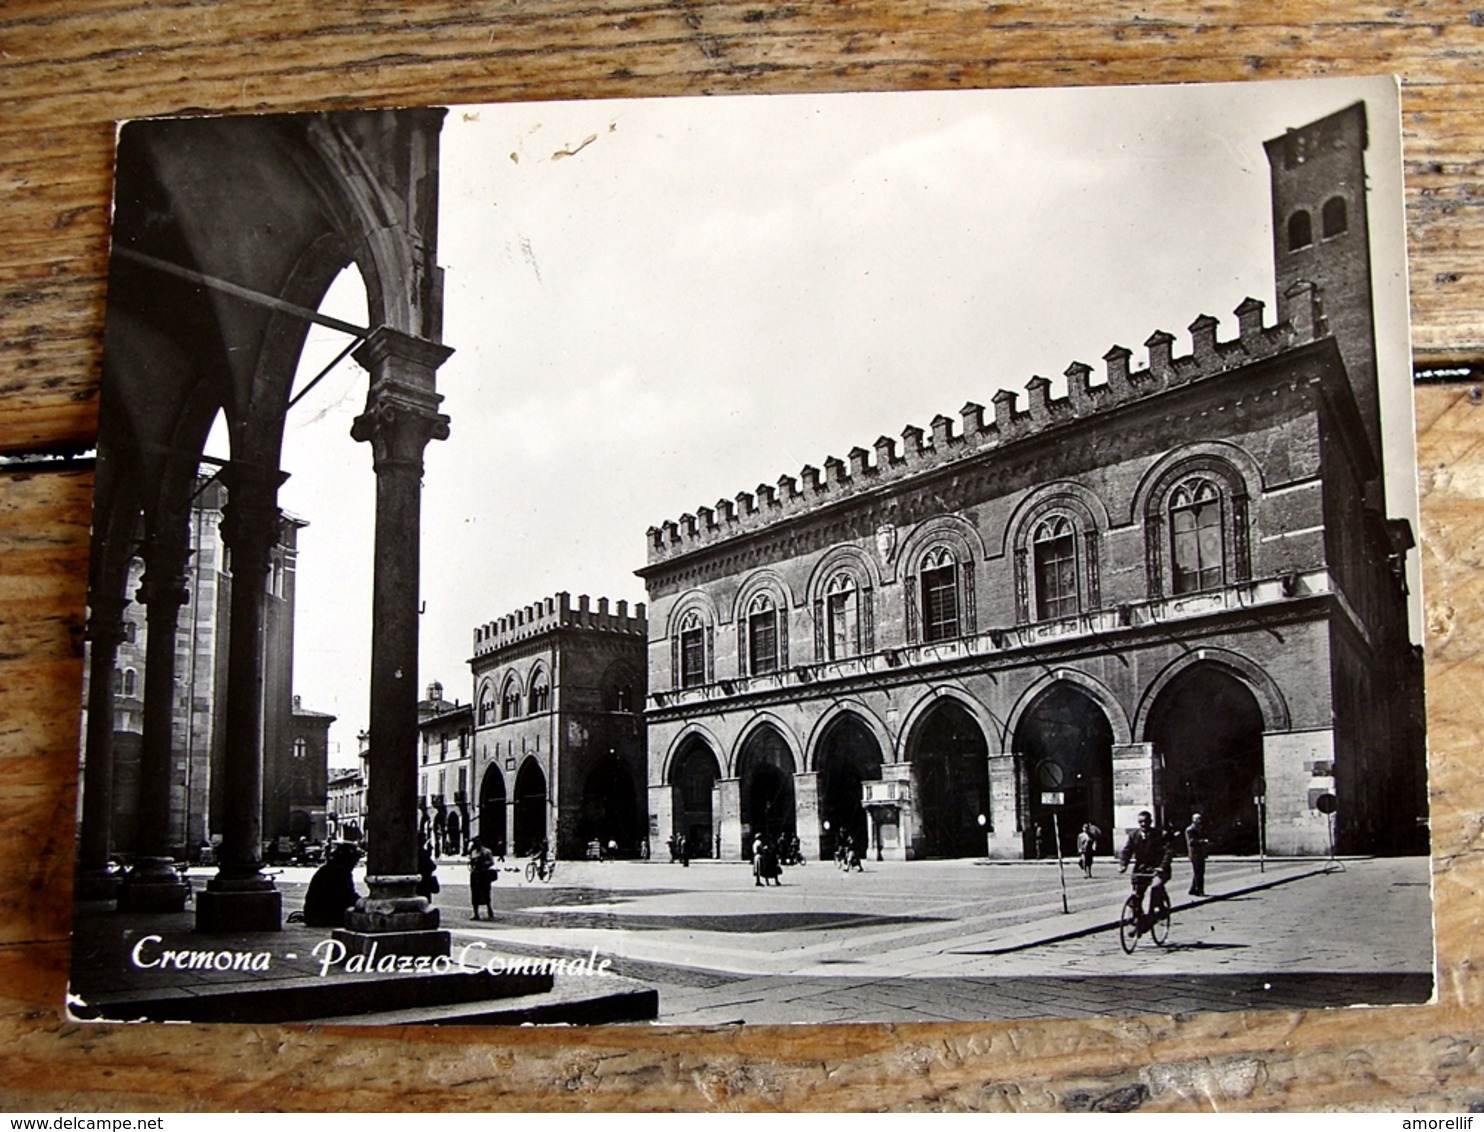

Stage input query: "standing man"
[{"left": 1185, "top": 811, "right": 1210, "bottom": 897}]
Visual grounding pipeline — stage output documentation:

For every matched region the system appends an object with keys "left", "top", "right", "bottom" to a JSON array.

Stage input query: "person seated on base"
[{"left": 300, "top": 841, "right": 363, "bottom": 928}]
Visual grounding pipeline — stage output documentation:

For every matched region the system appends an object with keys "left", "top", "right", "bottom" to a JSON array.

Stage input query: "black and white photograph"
[{"left": 69, "top": 74, "right": 1431, "bottom": 1027}]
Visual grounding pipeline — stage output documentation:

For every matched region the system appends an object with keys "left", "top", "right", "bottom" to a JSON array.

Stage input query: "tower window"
[
  {"left": 826, "top": 573, "right": 859, "bottom": 660},
  {"left": 1033, "top": 515, "right": 1080, "bottom": 620},
  {"left": 747, "top": 594, "right": 779, "bottom": 675},
  {"left": 1322, "top": 195, "right": 1348, "bottom": 238},
  {"left": 1287, "top": 209, "right": 1313, "bottom": 251},
  {"left": 920, "top": 549, "right": 960, "bottom": 642},
  {"left": 1170, "top": 478, "right": 1224, "bottom": 594},
  {"left": 678, "top": 612, "right": 706, "bottom": 689}
]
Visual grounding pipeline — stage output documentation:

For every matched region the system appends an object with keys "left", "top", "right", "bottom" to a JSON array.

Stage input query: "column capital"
[
  {"left": 351, "top": 397, "right": 451, "bottom": 470},
  {"left": 135, "top": 562, "right": 190, "bottom": 610},
  {"left": 218, "top": 463, "right": 289, "bottom": 576},
  {"left": 351, "top": 327, "right": 453, "bottom": 470},
  {"left": 85, "top": 592, "right": 131, "bottom": 648}
]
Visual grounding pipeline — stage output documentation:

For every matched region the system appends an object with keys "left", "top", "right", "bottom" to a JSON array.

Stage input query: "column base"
[
  {"left": 74, "top": 869, "right": 120, "bottom": 901},
  {"left": 196, "top": 879, "right": 282, "bottom": 933},
  {"left": 345, "top": 892, "right": 441, "bottom": 935},
  {"left": 331, "top": 928, "right": 452, "bottom": 962},
  {"left": 117, "top": 858, "right": 191, "bottom": 914}
]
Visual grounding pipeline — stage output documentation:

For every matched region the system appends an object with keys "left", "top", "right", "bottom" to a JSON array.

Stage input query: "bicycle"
[
  {"left": 524, "top": 855, "right": 556, "bottom": 883},
  {"left": 1118, "top": 867, "right": 1171, "bottom": 953}
]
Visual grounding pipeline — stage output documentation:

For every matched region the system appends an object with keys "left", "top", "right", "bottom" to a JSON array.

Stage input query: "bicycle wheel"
[
  {"left": 544, "top": 860, "right": 556, "bottom": 883},
  {"left": 1118, "top": 896, "right": 1141, "bottom": 953},
  {"left": 1150, "top": 893, "right": 1171, "bottom": 946},
  {"left": 525, "top": 859, "right": 537, "bottom": 883}
]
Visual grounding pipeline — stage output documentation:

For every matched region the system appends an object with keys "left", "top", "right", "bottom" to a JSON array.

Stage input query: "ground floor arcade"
[{"left": 646, "top": 629, "right": 1409, "bottom": 863}]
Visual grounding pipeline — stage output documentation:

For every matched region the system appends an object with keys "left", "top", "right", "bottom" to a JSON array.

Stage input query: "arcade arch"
[
  {"left": 1145, "top": 662, "right": 1266, "bottom": 853},
  {"left": 1012, "top": 683, "right": 1116, "bottom": 858},
  {"left": 512, "top": 758, "right": 548, "bottom": 857},
  {"left": 814, "top": 711, "right": 885, "bottom": 860},
  {"left": 578, "top": 754, "right": 641, "bottom": 857},
  {"left": 669, "top": 735, "right": 722, "bottom": 859},
  {"left": 477, "top": 764, "right": 507, "bottom": 857},
  {"left": 903, "top": 697, "right": 991, "bottom": 858},
  {"left": 736, "top": 722, "right": 798, "bottom": 854}
]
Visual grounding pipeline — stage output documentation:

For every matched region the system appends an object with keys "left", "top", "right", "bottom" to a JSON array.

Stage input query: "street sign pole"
[{"left": 1051, "top": 810, "right": 1069, "bottom": 915}]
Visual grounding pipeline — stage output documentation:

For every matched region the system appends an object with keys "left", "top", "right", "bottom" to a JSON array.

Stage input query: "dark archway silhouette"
[
  {"left": 907, "top": 700, "right": 990, "bottom": 858},
  {"left": 670, "top": 738, "right": 721, "bottom": 859},
  {"left": 1014, "top": 685, "right": 1115, "bottom": 858},
  {"left": 478, "top": 764, "right": 507, "bottom": 857},
  {"left": 816, "top": 713, "right": 884, "bottom": 860},
  {"left": 512, "top": 758, "right": 547, "bottom": 857},
  {"left": 579, "top": 756, "right": 641, "bottom": 857},
  {"left": 737, "top": 725, "right": 796, "bottom": 857},
  {"left": 1147, "top": 664, "right": 1265, "bottom": 853}
]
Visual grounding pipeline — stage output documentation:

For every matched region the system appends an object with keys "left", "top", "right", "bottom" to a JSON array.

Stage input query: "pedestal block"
[
  {"left": 195, "top": 875, "right": 282, "bottom": 933},
  {"left": 74, "top": 870, "right": 120, "bottom": 901},
  {"left": 117, "top": 858, "right": 190, "bottom": 914}
]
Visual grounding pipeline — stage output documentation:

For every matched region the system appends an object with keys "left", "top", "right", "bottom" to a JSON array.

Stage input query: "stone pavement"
[{"left": 66, "top": 855, "right": 1433, "bottom": 1026}]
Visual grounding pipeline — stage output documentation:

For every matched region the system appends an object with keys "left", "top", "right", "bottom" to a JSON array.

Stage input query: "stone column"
[
  {"left": 792, "top": 771, "right": 820, "bottom": 861},
  {"left": 1111, "top": 742, "right": 1156, "bottom": 840},
  {"left": 337, "top": 327, "right": 452, "bottom": 959},
  {"left": 986, "top": 752, "right": 1021, "bottom": 859},
  {"left": 118, "top": 545, "right": 191, "bottom": 913},
  {"left": 648, "top": 783, "right": 674, "bottom": 855},
  {"left": 1262, "top": 728, "right": 1335, "bottom": 856},
  {"left": 196, "top": 462, "right": 288, "bottom": 933},
  {"left": 716, "top": 777, "right": 742, "bottom": 860},
  {"left": 76, "top": 593, "right": 128, "bottom": 900}
]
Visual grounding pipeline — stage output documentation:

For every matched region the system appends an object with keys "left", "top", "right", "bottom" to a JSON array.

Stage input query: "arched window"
[
  {"left": 677, "top": 610, "right": 707, "bottom": 689},
  {"left": 825, "top": 573, "right": 859, "bottom": 660},
  {"left": 478, "top": 683, "right": 495, "bottom": 725},
  {"left": 528, "top": 671, "right": 550, "bottom": 714},
  {"left": 1287, "top": 209, "right": 1313, "bottom": 251},
  {"left": 292, "top": 737, "right": 307, "bottom": 760},
  {"left": 1033, "top": 515, "right": 1080, "bottom": 619},
  {"left": 1322, "top": 195, "right": 1348, "bottom": 238},
  {"left": 1170, "top": 478, "right": 1225, "bottom": 594},
  {"left": 501, "top": 675, "right": 522, "bottom": 720},
  {"left": 747, "top": 593, "right": 779, "bottom": 675},
  {"left": 920, "top": 547, "right": 961, "bottom": 642},
  {"left": 121, "top": 668, "right": 137, "bottom": 697}
]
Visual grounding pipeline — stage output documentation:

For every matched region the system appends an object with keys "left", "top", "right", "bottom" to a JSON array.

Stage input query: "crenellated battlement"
[
  {"left": 645, "top": 293, "right": 1323, "bottom": 565},
  {"left": 473, "top": 591, "right": 648, "bottom": 656}
]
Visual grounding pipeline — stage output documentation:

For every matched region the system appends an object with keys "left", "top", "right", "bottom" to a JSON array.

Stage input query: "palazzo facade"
[
  {"left": 469, "top": 594, "right": 647, "bottom": 860},
  {"left": 639, "top": 103, "right": 1425, "bottom": 863}
]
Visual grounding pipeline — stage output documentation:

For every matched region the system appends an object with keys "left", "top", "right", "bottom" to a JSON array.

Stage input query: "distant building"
[
  {"left": 469, "top": 594, "right": 647, "bottom": 859},
  {"left": 327, "top": 761, "right": 366, "bottom": 843},
  {"left": 417, "top": 682, "right": 474, "bottom": 855},
  {"left": 96, "top": 478, "right": 333, "bottom": 860},
  {"left": 638, "top": 103, "right": 1424, "bottom": 863}
]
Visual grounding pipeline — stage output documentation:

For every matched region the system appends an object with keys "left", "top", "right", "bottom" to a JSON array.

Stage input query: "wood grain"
[{"left": 2, "top": 2, "right": 1483, "bottom": 1111}]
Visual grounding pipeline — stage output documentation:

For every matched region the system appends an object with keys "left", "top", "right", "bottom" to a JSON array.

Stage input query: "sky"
[{"left": 242, "top": 77, "right": 1415, "bottom": 764}]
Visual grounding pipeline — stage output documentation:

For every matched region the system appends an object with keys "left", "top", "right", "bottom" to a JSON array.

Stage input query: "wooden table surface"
[{"left": 3, "top": 2, "right": 1483, "bottom": 1112}]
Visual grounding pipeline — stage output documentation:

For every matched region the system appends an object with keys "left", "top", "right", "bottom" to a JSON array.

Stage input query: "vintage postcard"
[{"left": 70, "top": 75, "right": 1430, "bottom": 1026}]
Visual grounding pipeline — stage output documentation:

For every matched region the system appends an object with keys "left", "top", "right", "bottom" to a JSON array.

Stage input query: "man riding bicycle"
[{"left": 1118, "top": 810, "right": 1174, "bottom": 917}]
